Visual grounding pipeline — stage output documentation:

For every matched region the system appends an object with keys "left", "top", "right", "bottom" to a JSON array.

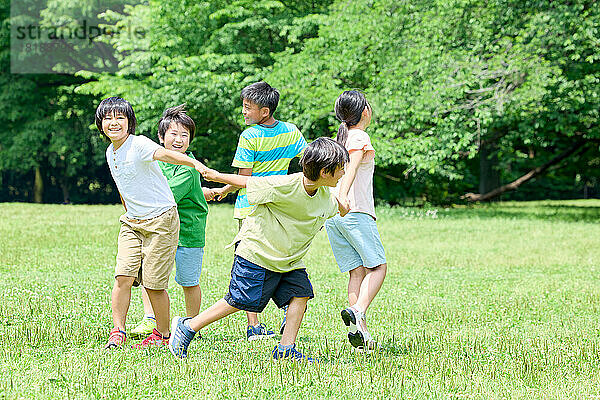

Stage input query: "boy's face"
[
  {"left": 161, "top": 122, "right": 190, "bottom": 153},
  {"left": 102, "top": 111, "right": 129, "bottom": 143},
  {"left": 242, "top": 98, "right": 270, "bottom": 125},
  {"left": 319, "top": 165, "right": 346, "bottom": 187}
]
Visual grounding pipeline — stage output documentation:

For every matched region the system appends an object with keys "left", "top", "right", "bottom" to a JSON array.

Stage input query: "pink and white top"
[{"left": 336, "top": 128, "right": 376, "bottom": 219}]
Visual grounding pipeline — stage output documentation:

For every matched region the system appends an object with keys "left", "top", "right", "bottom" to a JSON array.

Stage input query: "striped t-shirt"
[{"left": 232, "top": 121, "right": 307, "bottom": 219}]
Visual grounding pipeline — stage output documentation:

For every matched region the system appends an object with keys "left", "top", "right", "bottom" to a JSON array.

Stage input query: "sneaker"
[
  {"left": 168, "top": 316, "right": 196, "bottom": 358},
  {"left": 105, "top": 327, "right": 126, "bottom": 349},
  {"left": 129, "top": 316, "right": 156, "bottom": 340},
  {"left": 272, "top": 344, "right": 316, "bottom": 362},
  {"left": 132, "top": 328, "right": 169, "bottom": 349},
  {"left": 247, "top": 323, "right": 275, "bottom": 341},
  {"left": 341, "top": 307, "right": 372, "bottom": 349},
  {"left": 279, "top": 306, "right": 288, "bottom": 335}
]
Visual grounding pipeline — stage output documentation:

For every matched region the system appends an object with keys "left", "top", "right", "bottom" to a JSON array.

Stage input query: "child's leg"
[
  {"left": 347, "top": 266, "right": 366, "bottom": 306},
  {"left": 182, "top": 285, "right": 201, "bottom": 317},
  {"left": 145, "top": 288, "right": 171, "bottom": 336},
  {"left": 111, "top": 275, "right": 135, "bottom": 331},
  {"left": 141, "top": 286, "right": 154, "bottom": 316},
  {"left": 188, "top": 299, "right": 239, "bottom": 332},
  {"left": 280, "top": 296, "right": 309, "bottom": 346},
  {"left": 246, "top": 312, "right": 259, "bottom": 326},
  {"left": 353, "top": 263, "right": 387, "bottom": 313}
]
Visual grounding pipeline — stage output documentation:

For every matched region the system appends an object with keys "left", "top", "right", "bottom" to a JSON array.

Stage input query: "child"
[
  {"left": 325, "top": 90, "right": 387, "bottom": 351},
  {"left": 129, "top": 105, "right": 215, "bottom": 339},
  {"left": 96, "top": 97, "right": 207, "bottom": 349},
  {"left": 214, "top": 81, "right": 307, "bottom": 340},
  {"left": 169, "top": 138, "right": 350, "bottom": 361}
]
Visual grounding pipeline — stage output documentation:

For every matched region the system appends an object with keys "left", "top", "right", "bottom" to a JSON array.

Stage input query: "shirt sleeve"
[
  {"left": 136, "top": 136, "right": 161, "bottom": 162},
  {"left": 346, "top": 130, "right": 375, "bottom": 162},
  {"left": 167, "top": 167, "right": 194, "bottom": 204},
  {"left": 232, "top": 130, "right": 255, "bottom": 169},
  {"left": 292, "top": 126, "right": 308, "bottom": 158}
]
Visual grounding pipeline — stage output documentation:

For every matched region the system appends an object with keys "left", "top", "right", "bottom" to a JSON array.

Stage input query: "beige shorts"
[{"left": 115, "top": 207, "right": 179, "bottom": 290}]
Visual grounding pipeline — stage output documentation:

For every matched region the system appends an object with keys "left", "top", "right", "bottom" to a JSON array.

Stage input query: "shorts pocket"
[{"left": 229, "top": 259, "right": 265, "bottom": 307}]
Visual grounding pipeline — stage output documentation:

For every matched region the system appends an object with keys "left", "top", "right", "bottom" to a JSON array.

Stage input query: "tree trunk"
[
  {"left": 478, "top": 141, "right": 500, "bottom": 197},
  {"left": 33, "top": 166, "right": 43, "bottom": 203},
  {"left": 61, "top": 181, "right": 70, "bottom": 204},
  {"left": 464, "top": 140, "right": 588, "bottom": 202}
]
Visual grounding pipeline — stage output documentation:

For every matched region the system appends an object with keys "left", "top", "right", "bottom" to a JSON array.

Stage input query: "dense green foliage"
[
  {"left": 2, "top": 201, "right": 600, "bottom": 398},
  {"left": 1, "top": 0, "right": 599, "bottom": 203}
]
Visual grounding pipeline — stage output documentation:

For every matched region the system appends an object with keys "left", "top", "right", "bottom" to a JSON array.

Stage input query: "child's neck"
[
  {"left": 259, "top": 116, "right": 277, "bottom": 126},
  {"left": 111, "top": 135, "right": 130, "bottom": 150},
  {"left": 349, "top": 121, "right": 368, "bottom": 131},
  {"left": 302, "top": 176, "right": 321, "bottom": 196}
]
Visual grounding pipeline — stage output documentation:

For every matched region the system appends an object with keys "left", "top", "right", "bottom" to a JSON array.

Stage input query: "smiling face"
[
  {"left": 161, "top": 122, "right": 190, "bottom": 153},
  {"left": 241, "top": 98, "right": 269, "bottom": 125},
  {"left": 102, "top": 111, "right": 129, "bottom": 147}
]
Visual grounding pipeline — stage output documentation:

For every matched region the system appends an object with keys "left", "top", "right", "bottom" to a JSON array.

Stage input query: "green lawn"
[{"left": 1, "top": 201, "right": 600, "bottom": 399}]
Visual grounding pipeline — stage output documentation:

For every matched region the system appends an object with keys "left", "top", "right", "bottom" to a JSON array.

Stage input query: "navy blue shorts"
[{"left": 224, "top": 255, "right": 314, "bottom": 313}]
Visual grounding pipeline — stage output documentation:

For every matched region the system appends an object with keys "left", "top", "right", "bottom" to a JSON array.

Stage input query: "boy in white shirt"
[{"left": 96, "top": 97, "right": 207, "bottom": 349}]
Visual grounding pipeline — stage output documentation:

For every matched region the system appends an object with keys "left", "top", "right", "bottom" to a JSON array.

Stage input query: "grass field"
[{"left": 1, "top": 201, "right": 600, "bottom": 399}]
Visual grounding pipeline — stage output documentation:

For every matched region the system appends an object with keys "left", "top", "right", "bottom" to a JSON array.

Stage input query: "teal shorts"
[{"left": 325, "top": 212, "right": 386, "bottom": 273}]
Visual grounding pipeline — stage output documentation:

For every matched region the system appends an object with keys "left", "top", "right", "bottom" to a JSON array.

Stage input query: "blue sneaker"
[
  {"left": 168, "top": 316, "right": 196, "bottom": 358},
  {"left": 272, "top": 344, "right": 316, "bottom": 362},
  {"left": 247, "top": 323, "right": 275, "bottom": 341},
  {"left": 279, "top": 306, "right": 288, "bottom": 335}
]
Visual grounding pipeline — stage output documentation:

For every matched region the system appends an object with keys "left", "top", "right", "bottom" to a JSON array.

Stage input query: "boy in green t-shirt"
[
  {"left": 130, "top": 105, "right": 215, "bottom": 339},
  {"left": 169, "top": 138, "right": 350, "bottom": 361}
]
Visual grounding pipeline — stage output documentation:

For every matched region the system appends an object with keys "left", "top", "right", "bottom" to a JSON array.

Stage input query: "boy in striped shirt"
[{"left": 214, "top": 81, "right": 307, "bottom": 340}]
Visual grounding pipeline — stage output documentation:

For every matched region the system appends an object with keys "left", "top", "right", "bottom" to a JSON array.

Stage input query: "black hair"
[
  {"left": 334, "top": 90, "right": 369, "bottom": 146},
  {"left": 95, "top": 97, "right": 137, "bottom": 136},
  {"left": 157, "top": 104, "right": 196, "bottom": 142},
  {"left": 300, "top": 137, "right": 349, "bottom": 181},
  {"left": 240, "top": 81, "right": 280, "bottom": 117}
]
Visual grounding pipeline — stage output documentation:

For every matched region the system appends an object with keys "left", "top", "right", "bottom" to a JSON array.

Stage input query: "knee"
[
  {"left": 114, "top": 275, "right": 134, "bottom": 289},
  {"left": 349, "top": 266, "right": 366, "bottom": 280},
  {"left": 377, "top": 263, "right": 387, "bottom": 277}
]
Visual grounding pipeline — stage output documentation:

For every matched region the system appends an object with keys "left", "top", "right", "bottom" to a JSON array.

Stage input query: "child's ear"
[{"left": 261, "top": 107, "right": 270, "bottom": 118}]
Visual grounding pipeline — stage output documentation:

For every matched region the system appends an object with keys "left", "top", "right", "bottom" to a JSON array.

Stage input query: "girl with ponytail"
[{"left": 325, "top": 90, "right": 387, "bottom": 352}]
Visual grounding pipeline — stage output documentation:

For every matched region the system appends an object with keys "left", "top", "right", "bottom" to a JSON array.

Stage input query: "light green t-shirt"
[{"left": 234, "top": 172, "right": 338, "bottom": 273}]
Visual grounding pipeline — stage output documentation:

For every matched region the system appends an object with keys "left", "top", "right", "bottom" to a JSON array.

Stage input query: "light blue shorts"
[
  {"left": 174, "top": 246, "right": 204, "bottom": 287},
  {"left": 325, "top": 212, "right": 386, "bottom": 273}
]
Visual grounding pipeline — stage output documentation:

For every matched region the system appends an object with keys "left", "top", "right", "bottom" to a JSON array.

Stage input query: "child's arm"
[
  {"left": 202, "top": 168, "right": 250, "bottom": 188},
  {"left": 153, "top": 147, "right": 208, "bottom": 175},
  {"left": 336, "top": 196, "right": 351, "bottom": 217},
  {"left": 214, "top": 168, "right": 252, "bottom": 201},
  {"left": 202, "top": 187, "right": 216, "bottom": 201},
  {"left": 337, "top": 150, "right": 363, "bottom": 203}
]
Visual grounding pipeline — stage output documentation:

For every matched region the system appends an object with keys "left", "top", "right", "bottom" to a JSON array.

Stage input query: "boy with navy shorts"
[
  {"left": 169, "top": 138, "right": 350, "bottom": 361},
  {"left": 214, "top": 81, "right": 307, "bottom": 340}
]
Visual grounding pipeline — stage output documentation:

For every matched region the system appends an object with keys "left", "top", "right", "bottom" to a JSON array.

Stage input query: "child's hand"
[
  {"left": 337, "top": 196, "right": 351, "bottom": 217},
  {"left": 203, "top": 188, "right": 216, "bottom": 201},
  {"left": 193, "top": 160, "right": 208, "bottom": 175},
  {"left": 202, "top": 168, "right": 220, "bottom": 182},
  {"left": 214, "top": 187, "right": 229, "bottom": 201}
]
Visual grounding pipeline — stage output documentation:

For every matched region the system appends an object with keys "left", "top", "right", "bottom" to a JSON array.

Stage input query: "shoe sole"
[
  {"left": 129, "top": 331, "right": 152, "bottom": 340},
  {"left": 348, "top": 331, "right": 366, "bottom": 349},
  {"left": 168, "top": 316, "right": 185, "bottom": 358},
  {"left": 248, "top": 333, "right": 276, "bottom": 341}
]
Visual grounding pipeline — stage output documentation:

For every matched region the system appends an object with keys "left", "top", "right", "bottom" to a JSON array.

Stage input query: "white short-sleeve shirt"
[{"left": 106, "top": 135, "right": 175, "bottom": 219}]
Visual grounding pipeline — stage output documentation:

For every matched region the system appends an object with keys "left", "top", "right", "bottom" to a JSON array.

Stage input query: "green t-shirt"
[
  {"left": 234, "top": 173, "right": 338, "bottom": 273},
  {"left": 159, "top": 153, "right": 208, "bottom": 248}
]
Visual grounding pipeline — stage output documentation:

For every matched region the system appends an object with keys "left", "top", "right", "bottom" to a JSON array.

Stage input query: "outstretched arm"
[
  {"left": 153, "top": 147, "right": 208, "bottom": 175},
  {"left": 337, "top": 150, "right": 363, "bottom": 203},
  {"left": 203, "top": 169, "right": 250, "bottom": 188},
  {"left": 214, "top": 168, "right": 252, "bottom": 201}
]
